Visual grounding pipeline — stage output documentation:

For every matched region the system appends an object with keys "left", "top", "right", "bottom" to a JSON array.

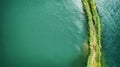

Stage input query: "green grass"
[{"left": 81, "top": 0, "right": 102, "bottom": 67}]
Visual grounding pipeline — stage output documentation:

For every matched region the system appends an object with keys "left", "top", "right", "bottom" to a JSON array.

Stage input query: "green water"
[
  {"left": 1, "top": 0, "right": 120, "bottom": 67},
  {"left": 0, "top": 0, "right": 88, "bottom": 67}
]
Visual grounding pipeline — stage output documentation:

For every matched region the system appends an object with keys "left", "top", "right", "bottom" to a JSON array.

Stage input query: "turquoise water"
[
  {"left": 1, "top": 0, "right": 88, "bottom": 67},
  {"left": 1, "top": 0, "right": 120, "bottom": 67}
]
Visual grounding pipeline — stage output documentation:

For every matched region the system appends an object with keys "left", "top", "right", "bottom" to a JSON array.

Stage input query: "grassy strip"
[
  {"left": 89, "top": 0, "right": 102, "bottom": 67},
  {"left": 81, "top": 0, "right": 102, "bottom": 67}
]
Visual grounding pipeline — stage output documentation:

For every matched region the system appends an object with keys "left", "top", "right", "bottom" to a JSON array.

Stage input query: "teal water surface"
[
  {"left": 0, "top": 0, "right": 88, "bottom": 67},
  {"left": 95, "top": 0, "right": 120, "bottom": 67},
  {"left": 1, "top": 0, "right": 120, "bottom": 67}
]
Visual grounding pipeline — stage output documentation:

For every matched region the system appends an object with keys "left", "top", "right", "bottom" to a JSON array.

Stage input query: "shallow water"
[{"left": 0, "top": 0, "right": 88, "bottom": 67}]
